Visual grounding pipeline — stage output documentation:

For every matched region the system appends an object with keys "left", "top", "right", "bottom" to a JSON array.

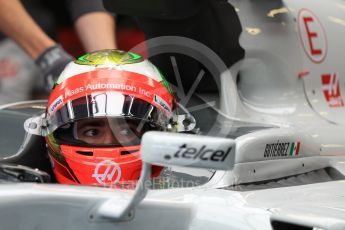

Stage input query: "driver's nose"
[{"left": 103, "top": 125, "right": 117, "bottom": 144}]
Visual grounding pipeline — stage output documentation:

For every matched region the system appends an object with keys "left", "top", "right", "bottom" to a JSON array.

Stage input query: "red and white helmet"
[{"left": 34, "top": 49, "right": 176, "bottom": 185}]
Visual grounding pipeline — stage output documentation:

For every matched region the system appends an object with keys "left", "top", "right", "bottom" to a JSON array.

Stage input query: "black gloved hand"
[{"left": 35, "top": 45, "right": 74, "bottom": 90}]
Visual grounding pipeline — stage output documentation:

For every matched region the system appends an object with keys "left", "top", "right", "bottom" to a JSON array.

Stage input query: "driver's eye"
[
  {"left": 119, "top": 128, "right": 131, "bottom": 136},
  {"left": 83, "top": 129, "right": 100, "bottom": 137}
]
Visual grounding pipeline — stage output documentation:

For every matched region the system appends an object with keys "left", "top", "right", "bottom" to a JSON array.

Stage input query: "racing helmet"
[{"left": 40, "top": 49, "right": 176, "bottom": 185}]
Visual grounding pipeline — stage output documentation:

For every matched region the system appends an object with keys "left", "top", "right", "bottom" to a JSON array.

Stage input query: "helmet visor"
[
  {"left": 55, "top": 117, "right": 159, "bottom": 147},
  {"left": 46, "top": 92, "right": 172, "bottom": 135}
]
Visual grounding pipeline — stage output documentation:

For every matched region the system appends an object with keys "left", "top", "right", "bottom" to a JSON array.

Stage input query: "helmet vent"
[
  {"left": 76, "top": 151, "right": 94, "bottom": 156},
  {"left": 120, "top": 150, "right": 139, "bottom": 155}
]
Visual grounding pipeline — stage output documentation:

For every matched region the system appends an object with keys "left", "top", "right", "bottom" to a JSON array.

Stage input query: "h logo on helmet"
[{"left": 92, "top": 160, "right": 122, "bottom": 184}]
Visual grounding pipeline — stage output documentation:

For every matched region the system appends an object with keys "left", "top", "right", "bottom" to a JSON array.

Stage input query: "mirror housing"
[
  {"left": 141, "top": 131, "right": 235, "bottom": 170},
  {"left": 91, "top": 131, "right": 235, "bottom": 222}
]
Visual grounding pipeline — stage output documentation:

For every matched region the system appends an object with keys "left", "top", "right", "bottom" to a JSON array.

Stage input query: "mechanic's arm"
[
  {"left": 0, "top": 0, "right": 72, "bottom": 89},
  {"left": 66, "top": 0, "right": 117, "bottom": 51},
  {"left": 75, "top": 12, "right": 117, "bottom": 52},
  {"left": 0, "top": 0, "right": 55, "bottom": 59}
]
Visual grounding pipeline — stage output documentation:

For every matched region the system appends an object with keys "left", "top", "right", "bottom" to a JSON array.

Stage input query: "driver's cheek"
[
  {"left": 101, "top": 126, "right": 117, "bottom": 144},
  {"left": 82, "top": 136, "right": 103, "bottom": 145},
  {"left": 81, "top": 131, "right": 109, "bottom": 145}
]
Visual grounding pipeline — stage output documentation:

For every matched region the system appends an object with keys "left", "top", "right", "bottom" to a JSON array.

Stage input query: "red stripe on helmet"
[{"left": 47, "top": 69, "right": 173, "bottom": 117}]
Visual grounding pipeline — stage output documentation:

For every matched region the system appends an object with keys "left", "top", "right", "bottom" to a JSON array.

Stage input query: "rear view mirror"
[
  {"left": 103, "top": 0, "right": 204, "bottom": 20},
  {"left": 91, "top": 131, "right": 235, "bottom": 221},
  {"left": 141, "top": 131, "right": 235, "bottom": 170}
]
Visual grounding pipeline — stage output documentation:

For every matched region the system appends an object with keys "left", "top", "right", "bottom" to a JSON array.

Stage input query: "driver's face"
[{"left": 76, "top": 118, "right": 139, "bottom": 145}]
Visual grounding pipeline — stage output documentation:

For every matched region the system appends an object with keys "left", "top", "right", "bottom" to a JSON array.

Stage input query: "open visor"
[
  {"left": 55, "top": 117, "right": 159, "bottom": 147},
  {"left": 25, "top": 92, "right": 173, "bottom": 137}
]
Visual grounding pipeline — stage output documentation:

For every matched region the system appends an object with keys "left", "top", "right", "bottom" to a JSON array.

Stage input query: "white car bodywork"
[{"left": 1, "top": 0, "right": 345, "bottom": 229}]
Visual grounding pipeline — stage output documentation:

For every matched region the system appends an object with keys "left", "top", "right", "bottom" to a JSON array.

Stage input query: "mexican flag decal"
[{"left": 289, "top": 142, "right": 301, "bottom": 156}]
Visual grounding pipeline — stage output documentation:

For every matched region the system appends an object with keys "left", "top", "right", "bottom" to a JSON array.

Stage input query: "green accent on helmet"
[
  {"left": 127, "top": 52, "right": 142, "bottom": 61},
  {"left": 75, "top": 49, "right": 143, "bottom": 65},
  {"left": 52, "top": 81, "right": 58, "bottom": 89},
  {"left": 47, "top": 134, "right": 66, "bottom": 164},
  {"left": 77, "top": 54, "right": 88, "bottom": 63},
  {"left": 158, "top": 69, "right": 173, "bottom": 96}
]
